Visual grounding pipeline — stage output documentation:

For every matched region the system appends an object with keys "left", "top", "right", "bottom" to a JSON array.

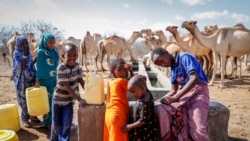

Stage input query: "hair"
[
  {"left": 62, "top": 43, "right": 78, "bottom": 54},
  {"left": 150, "top": 47, "right": 167, "bottom": 61},
  {"left": 109, "top": 58, "right": 126, "bottom": 71},
  {"left": 128, "top": 75, "right": 147, "bottom": 89}
]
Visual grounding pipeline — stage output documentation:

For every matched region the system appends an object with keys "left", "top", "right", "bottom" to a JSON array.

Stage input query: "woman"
[
  {"left": 12, "top": 36, "right": 37, "bottom": 127},
  {"left": 35, "top": 33, "right": 59, "bottom": 128}
]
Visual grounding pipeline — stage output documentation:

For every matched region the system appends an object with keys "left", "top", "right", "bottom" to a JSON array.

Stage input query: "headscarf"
[
  {"left": 36, "top": 33, "right": 59, "bottom": 79},
  {"left": 12, "top": 36, "right": 36, "bottom": 87}
]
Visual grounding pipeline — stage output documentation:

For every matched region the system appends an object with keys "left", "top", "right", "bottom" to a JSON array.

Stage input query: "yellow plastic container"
[
  {"left": 84, "top": 72, "right": 105, "bottom": 105},
  {"left": 25, "top": 86, "right": 49, "bottom": 116},
  {"left": 0, "top": 130, "right": 19, "bottom": 141},
  {"left": 0, "top": 104, "right": 21, "bottom": 132}
]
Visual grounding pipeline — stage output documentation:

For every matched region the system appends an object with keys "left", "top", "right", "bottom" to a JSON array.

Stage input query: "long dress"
[
  {"left": 36, "top": 33, "right": 59, "bottom": 126},
  {"left": 104, "top": 78, "right": 129, "bottom": 141}
]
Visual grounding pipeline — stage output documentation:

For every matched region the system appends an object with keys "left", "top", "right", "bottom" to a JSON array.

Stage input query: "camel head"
[
  {"left": 141, "top": 29, "right": 153, "bottom": 37},
  {"left": 86, "top": 31, "right": 91, "bottom": 36},
  {"left": 181, "top": 20, "right": 197, "bottom": 33},
  {"left": 202, "top": 24, "right": 218, "bottom": 36},
  {"left": 166, "top": 26, "right": 178, "bottom": 34},
  {"left": 132, "top": 31, "right": 142, "bottom": 38},
  {"left": 93, "top": 33, "right": 101, "bottom": 39},
  {"left": 153, "top": 30, "right": 164, "bottom": 36}
]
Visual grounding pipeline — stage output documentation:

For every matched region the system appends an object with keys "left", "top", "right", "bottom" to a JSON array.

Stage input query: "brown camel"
[
  {"left": 182, "top": 20, "right": 250, "bottom": 88},
  {"left": 79, "top": 31, "right": 102, "bottom": 71},
  {"left": 95, "top": 31, "right": 141, "bottom": 71}
]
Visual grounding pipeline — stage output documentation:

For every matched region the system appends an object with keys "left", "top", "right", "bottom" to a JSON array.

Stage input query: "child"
[
  {"left": 122, "top": 75, "right": 159, "bottom": 141},
  {"left": 50, "top": 43, "right": 86, "bottom": 141},
  {"left": 104, "top": 58, "right": 133, "bottom": 141},
  {"left": 12, "top": 36, "right": 37, "bottom": 127},
  {"left": 151, "top": 47, "right": 210, "bottom": 141},
  {"left": 35, "top": 33, "right": 59, "bottom": 127}
]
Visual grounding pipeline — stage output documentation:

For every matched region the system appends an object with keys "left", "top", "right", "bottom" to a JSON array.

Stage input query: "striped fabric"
[{"left": 53, "top": 62, "right": 83, "bottom": 105}]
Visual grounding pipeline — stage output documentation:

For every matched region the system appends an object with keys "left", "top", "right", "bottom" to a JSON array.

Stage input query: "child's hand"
[
  {"left": 79, "top": 99, "right": 86, "bottom": 107},
  {"left": 121, "top": 124, "right": 131, "bottom": 132},
  {"left": 123, "top": 64, "right": 132, "bottom": 70}
]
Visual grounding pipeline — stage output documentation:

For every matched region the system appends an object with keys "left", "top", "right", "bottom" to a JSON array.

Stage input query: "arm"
[
  {"left": 158, "top": 84, "right": 178, "bottom": 102},
  {"left": 21, "top": 46, "right": 28, "bottom": 70},
  {"left": 165, "top": 71, "right": 199, "bottom": 104},
  {"left": 59, "top": 81, "right": 84, "bottom": 102},
  {"left": 122, "top": 121, "right": 144, "bottom": 132},
  {"left": 79, "top": 77, "right": 85, "bottom": 90}
]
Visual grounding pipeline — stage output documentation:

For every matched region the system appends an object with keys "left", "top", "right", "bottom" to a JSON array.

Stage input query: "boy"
[
  {"left": 50, "top": 43, "right": 86, "bottom": 141},
  {"left": 151, "top": 47, "right": 210, "bottom": 141}
]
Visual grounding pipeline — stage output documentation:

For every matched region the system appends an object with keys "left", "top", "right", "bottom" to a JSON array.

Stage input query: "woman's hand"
[
  {"left": 123, "top": 64, "right": 132, "bottom": 70},
  {"left": 164, "top": 95, "right": 179, "bottom": 104},
  {"left": 34, "top": 79, "right": 40, "bottom": 87}
]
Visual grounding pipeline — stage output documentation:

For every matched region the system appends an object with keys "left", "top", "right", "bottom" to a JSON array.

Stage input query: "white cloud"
[
  {"left": 192, "top": 10, "right": 229, "bottom": 20},
  {"left": 175, "top": 15, "right": 186, "bottom": 21},
  {"left": 161, "top": 0, "right": 173, "bottom": 4},
  {"left": 180, "top": 0, "right": 211, "bottom": 6},
  {"left": 137, "top": 19, "right": 148, "bottom": 25},
  {"left": 123, "top": 3, "right": 130, "bottom": 8},
  {"left": 231, "top": 13, "right": 250, "bottom": 23}
]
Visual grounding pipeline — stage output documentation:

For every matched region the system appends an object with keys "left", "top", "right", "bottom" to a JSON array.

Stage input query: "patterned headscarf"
[
  {"left": 36, "top": 33, "right": 59, "bottom": 79},
  {"left": 12, "top": 36, "right": 36, "bottom": 87}
]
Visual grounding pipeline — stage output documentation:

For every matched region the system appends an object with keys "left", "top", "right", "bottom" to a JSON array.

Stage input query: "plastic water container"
[
  {"left": 25, "top": 86, "right": 49, "bottom": 116},
  {"left": 84, "top": 72, "right": 105, "bottom": 105},
  {"left": 0, "top": 104, "right": 21, "bottom": 132},
  {"left": 0, "top": 130, "right": 19, "bottom": 141}
]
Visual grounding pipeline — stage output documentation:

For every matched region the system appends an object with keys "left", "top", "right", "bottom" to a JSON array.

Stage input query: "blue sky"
[{"left": 1, "top": 0, "right": 249, "bottom": 39}]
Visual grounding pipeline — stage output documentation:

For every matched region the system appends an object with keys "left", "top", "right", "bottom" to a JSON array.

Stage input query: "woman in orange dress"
[{"left": 104, "top": 58, "right": 133, "bottom": 141}]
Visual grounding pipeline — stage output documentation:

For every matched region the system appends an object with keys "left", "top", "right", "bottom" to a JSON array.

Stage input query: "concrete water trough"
[{"left": 129, "top": 60, "right": 171, "bottom": 101}]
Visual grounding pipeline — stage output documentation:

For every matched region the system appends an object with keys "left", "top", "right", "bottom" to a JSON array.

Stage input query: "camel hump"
[{"left": 233, "top": 23, "right": 245, "bottom": 28}]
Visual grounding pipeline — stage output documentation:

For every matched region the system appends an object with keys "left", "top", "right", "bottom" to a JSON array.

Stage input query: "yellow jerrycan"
[
  {"left": 0, "top": 104, "right": 21, "bottom": 132},
  {"left": 84, "top": 72, "right": 105, "bottom": 105},
  {"left": 0, "top": 130, "right": 19, "bottom": 141},
  {"left": 25, "top": 86, "right": 49, "bottom": 116}
]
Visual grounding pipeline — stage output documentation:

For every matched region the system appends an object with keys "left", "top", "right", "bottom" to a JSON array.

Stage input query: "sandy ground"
[{"left": 0, "top": 55, "right": 250, "bottom": 141}]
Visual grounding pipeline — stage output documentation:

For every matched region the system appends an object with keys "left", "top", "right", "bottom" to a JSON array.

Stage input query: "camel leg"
[
  {"left": 105, "top": 52, "right": 111, "bottom": 72},
  {"left": 85, "top": 54, "right": 89, "bottom": 72},
  {"left": 209, "top": 51, "right": 219, "bottom": 86},
  {"left": 228, "top": 57, "right": 237, "bottom": 79},
  {"left": 101, "top": 51, "right": 107, "bottom": 72},
  {"left": 219, "top": 54, "right": 227, "bottom": 88},
  {"left": 95, "top": 53, "right": 100, "bottom": 71}
]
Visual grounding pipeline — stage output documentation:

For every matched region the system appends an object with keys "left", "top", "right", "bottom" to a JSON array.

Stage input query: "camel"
[
  {"left": 95, "top": 31, "right": 141, "bottom": 71},
  {"left": 182, "top": 20, "right": 250, "bottom": 88},
  {"left": 141, "top": 29, "right": 153, "bottom": 39},
  {"left": 27, "top": 33, "right": 39, "bottom": 60},
  {"left": 79, "top": 31, "right": 102, "bottom": 71},
  {"left": 166, "top": 26, "right": 213, "bottom": 75},
  {"left": 7, "top": 32, "right": 19, "bottom": 60}
]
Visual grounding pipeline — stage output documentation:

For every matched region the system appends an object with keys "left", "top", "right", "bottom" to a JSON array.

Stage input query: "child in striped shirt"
[{"left": 50, "top": 43, "right": 86, "bottom": 141}]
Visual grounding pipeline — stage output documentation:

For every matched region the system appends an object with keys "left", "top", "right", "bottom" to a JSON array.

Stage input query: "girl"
[
  {"left": 12, "top": 36, "right": 37, "bottom": 127},
  {"left": 35, "top": 33, "right": 59, "bottom": 127},
  {"left": 104, "top": 58, "right": 133, "bottom": 141},
  {"left": 122, "top": 75, "right": 159, "bottom": 141}
]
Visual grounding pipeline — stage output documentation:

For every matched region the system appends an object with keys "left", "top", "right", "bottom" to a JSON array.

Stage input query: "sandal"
[
  {"left": 30, "top": 116, "right": 41, "bottom": 123},
  {"left": 23, "top": 120, "right": 31, "bottom": 128}
]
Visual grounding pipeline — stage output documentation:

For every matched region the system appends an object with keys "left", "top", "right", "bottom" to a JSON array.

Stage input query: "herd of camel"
[{"left": 5, "top": 20, "right": 250, "bottom": 88}]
